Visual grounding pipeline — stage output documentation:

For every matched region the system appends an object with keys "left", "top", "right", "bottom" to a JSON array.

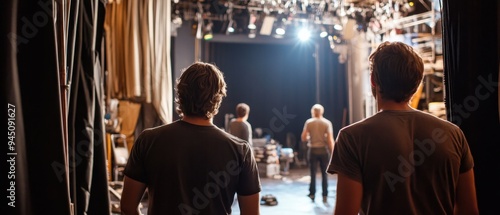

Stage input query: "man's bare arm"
[
  {"left": 238, "top": 193, "right": 260, "bottom": 215},
  {"left": 326, "top": 131, "right": 334, "bottom": 153},
  {"left": 454, "top": 169, "right": 479, "bottom": 215},
  {"left": 334, "top": 173, "right": 362, "bottom": 215},
  {"left": 121, "top": 176, "right": 147, "bottom": 215}
]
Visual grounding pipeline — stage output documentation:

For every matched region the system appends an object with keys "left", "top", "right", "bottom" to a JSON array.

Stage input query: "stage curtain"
[
  {"left": 104, "top": 0, "right": 173, "bottom": 125},
  {"left": 442, "top": 0, "right": 500, "bottom": 214},
  {"left": 1, "top": 0, "right": 72, "bottom": 214},
  {"left": 67, "top": 0, "right": 111, "bottom": 214},
  {"left": 2, "top": 0, "right": 112, "bottom": 214},
  {"left": 1, "top": 0, "right": 32, "bottom": 214}
]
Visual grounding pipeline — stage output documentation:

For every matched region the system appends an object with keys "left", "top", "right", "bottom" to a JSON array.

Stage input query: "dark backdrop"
[{"left": 203, "top": 38, "right": 348, "bottom": 151}]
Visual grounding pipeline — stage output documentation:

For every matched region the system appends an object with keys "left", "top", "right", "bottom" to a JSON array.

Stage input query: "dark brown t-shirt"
[
  {"left": 328, "top": 110, "right": 474, "bottom": 215},
  {"left": 124, "top": 120, "right": 261, "bottom": 214}
]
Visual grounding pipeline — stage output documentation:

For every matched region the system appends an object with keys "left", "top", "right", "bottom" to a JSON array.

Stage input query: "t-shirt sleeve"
[
  {"left": 327, "top": 129, "right": 362, "bottom": 182},
  {"left": 123, "top": 130, "right": 149, "bottom": 184},
  {"left": 236, "top": 145, "right": 262, "bottom": 196},
  {"left": 457, "top": 129, "right": 474, "bottom": 173},
  {"left": 247, "top": 123, "right": 253, "bottom": 146},
  {"left": 227, "top": 121, "right": 232, "bottom": 133},
  {"left": 327, "top": 120, "right": 333, "bottom": 134}
]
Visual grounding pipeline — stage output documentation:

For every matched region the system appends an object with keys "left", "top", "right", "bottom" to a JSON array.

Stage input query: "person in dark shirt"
[
  {"left": 228, "top": 103, "right": 253, "bottom": 146},
  {"left": 327, "top": 41, "right": 478, "bottom": 215},
  {"left": 120, "top": 62, "right": 261, "bottom": 215}
]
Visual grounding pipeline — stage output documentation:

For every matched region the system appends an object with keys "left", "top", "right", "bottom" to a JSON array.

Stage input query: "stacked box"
[
  {"left": 252, "top": 142, "right": 280, "bottom": 177},
  {"left": 257, "top": 163, "right": 280, "bottom": 178}
]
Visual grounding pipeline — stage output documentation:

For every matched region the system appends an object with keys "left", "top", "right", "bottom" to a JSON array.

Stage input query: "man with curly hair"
[{"left": 121, "top": 62, "right": 261, "bottom": 215}]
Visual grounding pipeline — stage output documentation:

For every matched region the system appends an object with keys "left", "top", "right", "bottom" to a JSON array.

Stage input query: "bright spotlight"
[{"left": 298, "top": 28, "right": 310, "bottom": 41}]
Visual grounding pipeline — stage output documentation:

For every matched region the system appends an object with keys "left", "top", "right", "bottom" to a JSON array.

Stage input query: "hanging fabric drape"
[
  {"left": 442, "top": 0, "right": 500, "bottom": 214},
  {"left": 1, "top": 1, "right": 31, "bottom": 214},
  {"left": 104, "top": 0, "right": 173, "bottom": 124},
  {"left": 67, "top": 0, "right": 110, "bottom": 214},
  {"left": 2, "top": 0, "right": 72, "bottom": 214},
  {"left": 2, "top": 0, "right": 111, "bottom": 214}
]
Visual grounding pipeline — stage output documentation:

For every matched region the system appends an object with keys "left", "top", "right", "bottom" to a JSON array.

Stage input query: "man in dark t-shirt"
[
  {"left": 120, "top": 62, "right": 261, "bottom": 215},
  {"left": 327, "top": 42, "right": 478, "bottom": 215}
]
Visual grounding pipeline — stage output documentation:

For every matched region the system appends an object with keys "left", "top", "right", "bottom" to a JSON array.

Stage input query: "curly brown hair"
[
  {"left": 369, "top": 41, "right": 424, "bottom": 103},
  {"left": 175, "top": 62, "right": 227, "bottom": 119}
]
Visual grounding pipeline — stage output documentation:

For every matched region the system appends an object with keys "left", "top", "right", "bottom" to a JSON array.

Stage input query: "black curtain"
[
  {"left": 68, "top": 0, "right": 110, "bottom": 214},
  {"left": 317, "top": 38, "right": 349, "bottom": 137},
  {"left": 205, "top": 38, "right": 347, "bottom": 149},
  {"left": 1, "top": 0, "right": 31, "bottom": 214},
  {"left": 2, "top": 0, "right": 110, "bottom": 214},
  {"left": 1, "top": 0, "right": 72, "bottom": 214},
  {"left": 442, "top": 0, "right": 500, "bottom": 214}
]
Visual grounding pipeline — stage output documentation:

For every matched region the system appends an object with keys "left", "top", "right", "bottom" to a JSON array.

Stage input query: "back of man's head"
[
  {"left": 311, "top": 104, "right": 324, "bottom": 118},
  {"left": 236, "top": 103, "right": 250, "bottom": 118},
  {"left": 175, "top": 62, "right": 227, "bottom": 119},
  {"left": 369, "top": 41, "right": 424, "bottom": 103}
]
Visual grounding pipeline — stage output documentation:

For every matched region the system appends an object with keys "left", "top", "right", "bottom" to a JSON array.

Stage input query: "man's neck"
[
  {"left": 235, "top": 116, "right": 247, "bottom": 122},
  {"left": 377, "top": 99, "right": 413, "bottom": 111},
  {"left": 182, "top": 115, "right": 213, "bottom": 126}
]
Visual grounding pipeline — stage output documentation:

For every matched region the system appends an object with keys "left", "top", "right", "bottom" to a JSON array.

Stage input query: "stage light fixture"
[
  {"left": 274, "top": 18, "right": 286, "bottom": 37},
  {"left": 225, "top": 2, "right": 236, "bottom": 35},
  {"left": 203, "top": 21, "right": 213, "bottom": 40},
  {"left": 248, "top": 13, "right": 257, "bottom": 30},
  {"left": 248, "top": 29, "right": 257, "bottom": 38},
  {"left": 328, "top": 35, "right": 335, "bottom": 49},
  {"left": 226, "top": 19, "right": 236, "bottom": 34},
  {"left": 334, "top": 24, "right": 343, "bottom": 31},
  {"left": 276, "top": 27, "right": 286, "bottom": 36},
  {"left": 195, "top": 13, "right": 203, "bottom": 39},
  {"left": 319, "top": 26, "right": 328, "bottom": 38}
]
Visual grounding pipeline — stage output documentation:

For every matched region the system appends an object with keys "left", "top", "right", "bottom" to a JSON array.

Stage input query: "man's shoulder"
[
  {"left": 337, "top": 116, "right": 372, "bottom": 133},
  {"left": 143, "top": 120, "right": 181, "bottom": 133},
  {"left": 321, "top": 117, "right": 333, "bottom": 124}
]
